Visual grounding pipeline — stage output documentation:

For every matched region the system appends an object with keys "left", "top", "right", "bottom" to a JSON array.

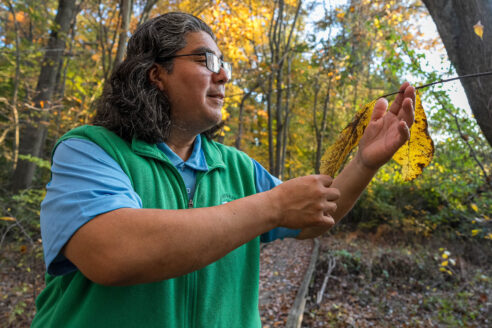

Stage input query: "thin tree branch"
[{"left": 380, "top": 71, "right": 492, "bottom": 98}]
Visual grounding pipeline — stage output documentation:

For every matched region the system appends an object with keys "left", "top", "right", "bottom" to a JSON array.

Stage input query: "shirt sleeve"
[
  {"left": 252, "top": 159, "right": 301, "bottom": 242},
  {"left": 40, "top": 138, "right": 143, "bottom": 276}
]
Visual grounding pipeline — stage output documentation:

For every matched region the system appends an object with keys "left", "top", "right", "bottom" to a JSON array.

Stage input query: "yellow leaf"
[
  {"left": 441, "top": 260, "right": 448, "bottom": 267},
  {"left": 473, "top": 20, "right": 484, "bottom": 39},
  {"left": 223, "top": 125, "right": 231, "bottom": 132},
  {"left": 471, "top": 229, "right": 480, "bottom": 236},
  {"left": 0, "top": 216, "right": 16, "bottom": 222},
  {"left": 320, "top": 91, "right": 434, "bottom": 181},
  {"left": 442, "top": 253, "right": 448, "bottom": 259},
  {"left": 392, "top": 91, "right": 434, "bottom": 181},
  {"left": 374, "top": 17, "right": 380, "bottom": 28},
  {"left": 320, "top": 100, "right": 377, "bottom": 177},
  {"left": 471, "top": 203, "right": 479, "bottom": 212}
]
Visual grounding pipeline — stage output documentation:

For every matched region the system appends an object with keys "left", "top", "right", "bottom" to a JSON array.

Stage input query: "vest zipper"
[{"left": 188, "top": 172, "right": 209, "bottom": 328}]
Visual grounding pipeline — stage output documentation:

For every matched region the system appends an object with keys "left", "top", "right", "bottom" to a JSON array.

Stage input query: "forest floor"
[
  {"left": 260, "top": 229, "right": 492, "bottom": 328},
  {"left": 1, "top": 229, "right": 491, "bottom": 327}
]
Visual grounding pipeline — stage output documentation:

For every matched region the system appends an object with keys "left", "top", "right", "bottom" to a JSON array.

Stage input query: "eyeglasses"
[{"left": 160, "top": 52, "right": 232, "bottom": 80}]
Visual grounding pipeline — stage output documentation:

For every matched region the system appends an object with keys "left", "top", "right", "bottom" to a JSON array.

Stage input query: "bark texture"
[
  {"left": 113, "top": 0, "right": 133, "bottom": 71},
  {"left": 11, "top": 0, "right": 77, "bottom": 191},
  {"left": 423, "top": 0, "right": 492, "bottom": 146}
]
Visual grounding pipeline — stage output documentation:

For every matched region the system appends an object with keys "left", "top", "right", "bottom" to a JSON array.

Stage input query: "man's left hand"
[{"left": 356, "top": 82, "right": 415, "bottom": 171}]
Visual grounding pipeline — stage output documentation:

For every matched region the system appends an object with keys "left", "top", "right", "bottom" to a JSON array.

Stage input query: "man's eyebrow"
[{"left": 190, "top": 46, "right": 224, "bottom": 59}]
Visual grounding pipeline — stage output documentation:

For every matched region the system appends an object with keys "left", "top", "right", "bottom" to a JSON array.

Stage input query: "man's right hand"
[{"left": 266, "top": 175, "right": 340, "bottom": 231}]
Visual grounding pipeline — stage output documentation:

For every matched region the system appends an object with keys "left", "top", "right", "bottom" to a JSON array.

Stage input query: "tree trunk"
[
  {"left": 422, "top": 0, "right": 492, "bottom": 146},
  {"left": 5, "top": 0, "right": 21, "bottom": 171},
  {"left": 235, "top": 91, "right": 251, "bottom": 150},
  {"left": 11, "top": 0, "right": 78, "bottom": 192},
  {"left": 314, "top": 83, "right": 331, "bottom": 174},
  {"left": 137, "top": 0, "right": 158, "bottom": 27},
  {"left": 267, "top": 0, "right": 302, "bottom": 177},
  {"left": 113, "top": 0, "right": 133, "bottom": 71}
]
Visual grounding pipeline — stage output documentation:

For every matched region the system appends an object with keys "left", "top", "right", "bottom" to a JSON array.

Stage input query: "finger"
[
  {"left": 319, "top": 214, "right": 335, "bottom": 228},
  {"left": 404, "top": 84, "right": 416, "bottom": 105},
  {"left": 319, "top": 174, "right": 334, "bottom": 187},
  {"left": 398, "top": 97, "right": 415, "bottom": 129},
  {"left": 397, "top": 121, "right": 411, "bottom": 143},
  {"left": 323, "top": 201, "right": 338, "bottom": 215},
  {"left": 371, "top": 97, "right": 388, "bottom": 121},
  {"left": 325, "top": 188, "right": 340, "bottom": 201},
  {"left": 388, "top": 82, "right": 411, "bottom": 115}
]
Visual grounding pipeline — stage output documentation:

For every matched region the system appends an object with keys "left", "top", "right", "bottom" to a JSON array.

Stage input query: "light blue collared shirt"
[{"left": 41, "top": 135, "right": 299, "bottom": 275}]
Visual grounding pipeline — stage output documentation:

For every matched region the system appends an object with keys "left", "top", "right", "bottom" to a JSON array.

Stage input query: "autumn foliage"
[{"left": 0, "top": 0, "right": 491, "bottom": 325}]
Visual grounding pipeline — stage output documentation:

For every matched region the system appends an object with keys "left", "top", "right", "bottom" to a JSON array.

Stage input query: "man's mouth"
[{"left": 207, "top": 93, "right": 225, "bottom": 100}]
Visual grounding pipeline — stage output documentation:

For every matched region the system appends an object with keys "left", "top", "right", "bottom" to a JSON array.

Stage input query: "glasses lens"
[
  {"left": 206, "top": 52, "right": 232, "bottom": 80},
  {"left": 223, "top": 62, "right": 232, "bottom": 80},
  {"left": 206, "top": 53, "right": 220, "bottom": 73}
]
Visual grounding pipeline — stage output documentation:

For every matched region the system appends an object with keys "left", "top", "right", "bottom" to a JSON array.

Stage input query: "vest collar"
[
  {"left": 130, "top": 134, "right": 226, "bottom": 171},
  {"left": 201, "top": 136, "right": 226, "bottom": 170},
  {"left": 131, "top": 137, "right": 169, "bottom": 162}
]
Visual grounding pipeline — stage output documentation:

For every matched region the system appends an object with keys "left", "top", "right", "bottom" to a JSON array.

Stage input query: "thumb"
[{"left": 372, "top": 98, "right": 388, "bottom": 121}]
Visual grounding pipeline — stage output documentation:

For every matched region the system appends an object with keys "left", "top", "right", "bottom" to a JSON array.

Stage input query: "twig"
[
  {"left": 316, "top": 255, "right": 336, "bottom": 305},
  {"left": 380, "top": 71, "right": 492, "bottom": 98}
]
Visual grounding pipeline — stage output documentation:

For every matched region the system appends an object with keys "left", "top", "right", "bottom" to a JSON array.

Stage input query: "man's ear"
[{"left": 148, "top": 64, "right": 167, "bottom": 91}]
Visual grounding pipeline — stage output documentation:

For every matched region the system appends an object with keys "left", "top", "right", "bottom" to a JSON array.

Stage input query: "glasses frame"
[{"left": 159, "top": 52, "right": 232, "bottom": 80}]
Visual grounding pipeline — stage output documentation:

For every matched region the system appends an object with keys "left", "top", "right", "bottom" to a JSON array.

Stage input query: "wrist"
[
  {"left": 354, "top": 152, "right": 380, "bottom": 176},
  {"left": 259, "top": 189, "right": 283, "bottom": 228}
]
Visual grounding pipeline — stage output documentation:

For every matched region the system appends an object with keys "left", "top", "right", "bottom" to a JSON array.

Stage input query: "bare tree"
[{"left": 266, "top": 0, "right": 303, "bottom": 178}]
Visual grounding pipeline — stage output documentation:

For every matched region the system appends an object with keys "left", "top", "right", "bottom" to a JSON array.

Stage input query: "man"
[{"left": 32, "top": 12, "right": 415, "bottom": 327}]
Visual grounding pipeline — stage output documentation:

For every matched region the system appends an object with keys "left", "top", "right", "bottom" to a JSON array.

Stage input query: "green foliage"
[
  {"left": 1, "top": 188, "right": 45, "bottom": 243},
  {"left": 351, "top": 152, "right": 491, "bottom": 239},
  {"left": 18, "top": 154, "right": 50, "bottom": 170}
]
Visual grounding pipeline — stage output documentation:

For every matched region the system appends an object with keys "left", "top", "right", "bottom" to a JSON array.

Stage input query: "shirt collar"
[{"left": 157, "top": 134, "right": 208, "bottom": 172}]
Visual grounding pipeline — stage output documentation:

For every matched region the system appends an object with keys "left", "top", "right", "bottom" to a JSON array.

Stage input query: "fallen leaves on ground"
[{"left": 259, "top": 238, "right": 313, "bottom": 327}]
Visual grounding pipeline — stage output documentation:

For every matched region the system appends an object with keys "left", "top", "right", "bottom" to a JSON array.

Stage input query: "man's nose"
[{"left": 213, "top": 66, "right": 230, "bottom": 84}]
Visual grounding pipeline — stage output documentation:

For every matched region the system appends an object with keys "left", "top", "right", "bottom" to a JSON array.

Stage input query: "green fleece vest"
[{"left": 32, "top": 125, "right": 261, "bottom": 328}]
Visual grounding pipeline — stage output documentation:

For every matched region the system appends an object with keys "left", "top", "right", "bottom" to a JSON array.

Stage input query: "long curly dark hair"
[{"left": 93, "top": 12, "right": 223, "bottom": 143}]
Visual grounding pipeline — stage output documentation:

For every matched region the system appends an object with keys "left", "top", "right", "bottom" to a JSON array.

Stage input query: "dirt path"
[{"left": 259, "top": 238, "right": 314, "bottom": 327}]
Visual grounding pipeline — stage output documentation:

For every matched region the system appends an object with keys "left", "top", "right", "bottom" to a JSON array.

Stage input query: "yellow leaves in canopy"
[
  {"left": 336, "top": 12, "right": 345, "bottom": 21},
  {"left": 473, "top": 20, "right": 484, "bottom": 39},
  {"left": 320, "top": 91, "right": 434, "bottom": 181},
  {"left": 471, "top": 203, "right": 479, "bottom": 212},
  {"left": 393, "top": 92, "right": 434, "bottom": 181},
  {"left": 374, "top": 17, "right": 381, "bottom": 29},
  {"left": 200, "top": 0, "right": 272, "bottom": 64},
  {"left": 9, "top": 12, "right": 26, "bottom": 23}
]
